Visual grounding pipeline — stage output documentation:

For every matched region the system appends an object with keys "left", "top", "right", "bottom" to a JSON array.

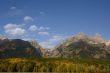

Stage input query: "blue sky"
[{"left": 0, "top": 0, "right": 110, "bottom": 48}]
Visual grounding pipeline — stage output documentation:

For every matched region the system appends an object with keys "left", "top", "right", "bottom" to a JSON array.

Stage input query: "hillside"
[
  {"left": 0, "top": 38, "right": 41, "bottom": 58},
  {"left": 50, "top": 33, "right": 110, "bottom": 59}
]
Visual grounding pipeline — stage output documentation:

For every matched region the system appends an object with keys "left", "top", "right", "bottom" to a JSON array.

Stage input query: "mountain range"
[
  {"left": 0, "top": 38, "right": 41, "bottom": 58},
  {"left": 50, "top": 33, "right": 110, "bottom": 59},
  {"left": 0, "top": 32, "right": 110, "bottom": 59}
]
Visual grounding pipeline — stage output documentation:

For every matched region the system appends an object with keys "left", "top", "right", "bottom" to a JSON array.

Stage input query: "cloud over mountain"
[
  {"left": 39, "top": 35, "right": 67, "bottom": 48},
  {"left": 4, "top": 23, "right": 25, "bottom": 36}
]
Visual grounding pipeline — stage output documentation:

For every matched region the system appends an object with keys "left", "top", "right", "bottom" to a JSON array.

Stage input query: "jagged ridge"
[{"left": 49, "top": 33, "right": 110, "bottom": 59}]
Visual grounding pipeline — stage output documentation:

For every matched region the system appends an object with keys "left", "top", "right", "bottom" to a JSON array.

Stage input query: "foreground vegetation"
[{"left": 0, "top": 58, "right": 110, "bottom": 73}]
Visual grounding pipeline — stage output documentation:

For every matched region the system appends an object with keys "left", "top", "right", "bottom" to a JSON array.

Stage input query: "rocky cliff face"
[
  {"left": 29, "top": 40, "right": 42, "bottom": 55},
  {"left": 50, "top": 33, "right": 110, "bottom": 59}
]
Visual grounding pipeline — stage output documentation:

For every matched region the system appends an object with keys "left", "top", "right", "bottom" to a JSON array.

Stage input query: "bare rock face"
[
  {"left": 30, "top": 40, "right": 41, "bottom": 49},
  {"left": 41, "top": 48, "right": 53, "bottom": 57},
  {"left": 29, "top": 40, "right": 43, "bottom": 56},
  {"left": 105, "top": 41, "right": 110, "bottom": 46},
  {"left": 51, "top": 33, "right": 110, "bottom": 59}
]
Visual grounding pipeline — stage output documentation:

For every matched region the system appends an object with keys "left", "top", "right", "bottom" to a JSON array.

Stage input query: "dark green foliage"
[
  {"left": 0, "top": 63, "right": 9, "bottom": 72},
  {"left": 16, "top": 62, "right": 23, "bottom": 72},
  {"left": 7, "top": 64, "right": 16, "bottom": 72},
  {"left": 22, "top": 62, "right": 35, "bottom": 72}
]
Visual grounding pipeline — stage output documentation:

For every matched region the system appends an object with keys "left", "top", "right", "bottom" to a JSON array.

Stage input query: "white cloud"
[
  {"left": 10, "top": 6, "right": 16, "bottom": 10},
  {"left": 4, "top": 23, "right": 25, "bottom": 36},
  {"left": 39, "top": 35, "right": 67, "bottom": 48},
  {"left": 38, "top": 31, "right": 49, "bottom": 36},
  {"left": 29, "top": 25, "right": 38, "bottom": 31},
  {"left": 28, "top": 25, "right": 50, "bottom": 36},
  {"left": 39, "top": 26, "right": 50, "bottom": 30},
  {"left": 40, "top": 11, "right": 45, "bottom": 15},
  {"left": 24, "top": 16, "right": 34, "bottom": 22}
]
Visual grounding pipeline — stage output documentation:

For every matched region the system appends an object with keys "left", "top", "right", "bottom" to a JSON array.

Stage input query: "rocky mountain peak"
[
  {"left": 75, "top": 32, "right": 87, "bottom": 39},
  {"left": 90, "top": 33, "right": 106, "bottom": 43},
  {"left": 29, "top": 39, "right": 41, "bottom": 49},
  {"left": 50, "top": 33, "right": 110, "bottom": 59}
]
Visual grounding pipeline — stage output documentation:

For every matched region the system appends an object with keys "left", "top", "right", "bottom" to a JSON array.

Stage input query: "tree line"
[{"left": 0, "top": 58, "right": 110, "bottom": 73}]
